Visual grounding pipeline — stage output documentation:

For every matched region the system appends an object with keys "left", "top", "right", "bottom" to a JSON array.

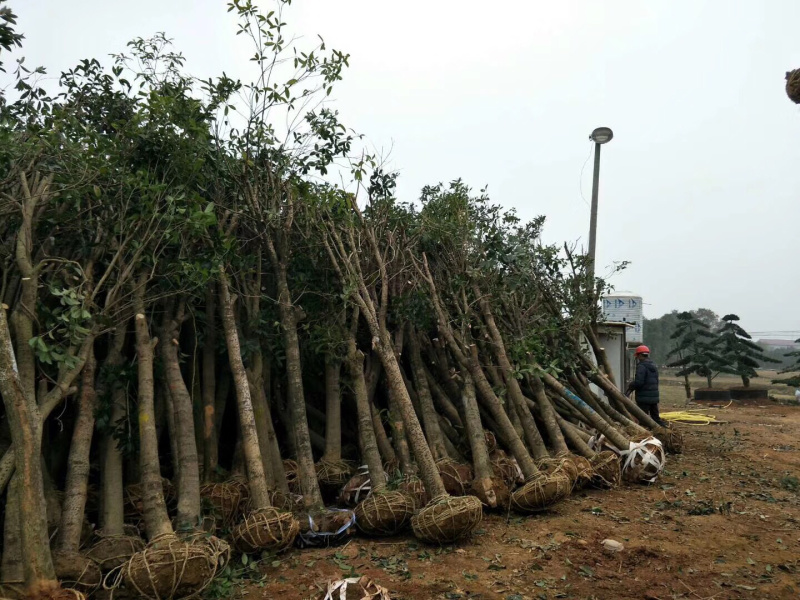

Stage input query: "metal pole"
[{"left": 587, "top": 141, "right": 601, "bottom": 279}]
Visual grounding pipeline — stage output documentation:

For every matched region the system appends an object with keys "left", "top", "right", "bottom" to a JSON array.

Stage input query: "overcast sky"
[{"left": 15, "top": 0, "right": 800, "bottom": 338}]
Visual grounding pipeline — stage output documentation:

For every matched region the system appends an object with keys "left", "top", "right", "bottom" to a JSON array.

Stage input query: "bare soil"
[{"left": 236, "top": 401, "right": 800, "bottom": 600}]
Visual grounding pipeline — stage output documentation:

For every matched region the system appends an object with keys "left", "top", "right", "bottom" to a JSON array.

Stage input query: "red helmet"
[{"left": 634, "top": 345, "right": 650, "bottom": 356}]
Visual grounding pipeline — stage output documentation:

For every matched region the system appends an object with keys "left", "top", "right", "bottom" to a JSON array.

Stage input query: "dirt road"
[{"left": 238, "top": 404, "right": 800, "bottom": 600}]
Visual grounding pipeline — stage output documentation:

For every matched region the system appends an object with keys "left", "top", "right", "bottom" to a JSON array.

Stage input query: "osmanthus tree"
[
  {"left": 715, "top": 314, "right": 779, "bottom": 388},
  {"left": 666, "top": 311, "right": 724, "bottom": 392},
  {"left": 772, "top": 340, "right": 800, "bottom": 388}
]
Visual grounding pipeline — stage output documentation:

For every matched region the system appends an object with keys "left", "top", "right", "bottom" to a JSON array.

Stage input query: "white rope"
[
  {"left": 619, "top": 437, "right": 665, "bottom": 483},
  {"left": 324, "top": 576, "right": 390, "bottom": 600}
]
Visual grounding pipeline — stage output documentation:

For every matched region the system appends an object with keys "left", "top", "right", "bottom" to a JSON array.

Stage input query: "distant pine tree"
[
  {"left": 666, "top": 311, "right": 724, "bottom": 396},
  {"left": 715, "top": 314, "right": 780, "bottom": 388},
  {"left": 772, "top": 338, "right": 800, "bottom": 388}
]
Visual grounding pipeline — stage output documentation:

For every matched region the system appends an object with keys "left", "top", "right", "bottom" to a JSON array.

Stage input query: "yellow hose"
[{"left": 660, "top": 409, "right": 722, "bottom": 425}]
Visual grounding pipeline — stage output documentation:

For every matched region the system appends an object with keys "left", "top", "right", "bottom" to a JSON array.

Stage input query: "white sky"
[{"left": 15, "top": 0, "right": 800, "bottom": 338}]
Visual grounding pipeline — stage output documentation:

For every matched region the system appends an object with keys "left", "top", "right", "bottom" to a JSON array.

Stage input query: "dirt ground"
[{"left": 233, "top": 395, "right": 800, "bottom": 600}]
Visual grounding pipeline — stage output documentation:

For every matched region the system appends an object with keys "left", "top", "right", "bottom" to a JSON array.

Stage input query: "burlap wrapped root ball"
[
  {"left": 468, "top": 476, "right": 510, "bottom": 510},
  {"left": 536, "top": 457, "right": 579, "bottom": 489},
  {"left": 483, "top": 430, "right": 497, "bottom": 454},
  {"left": 395, "top": 475, "right": 429, "bottom": 509},
  {"left": 566, "top": 455, "right": 594, "bottom": 489},
  {"left": 283, "top": 459, "right": 301, "bottom": 494},
  {"left": 315, "top": 460, "right": 354, "bottom": 493},
  {"left": 231, "top": 508, "right": 299, "bottom": 554},
  {"left": 490, "top": 451, "right": 524, "bottom": 490},
  {"left": 411, "top": 494, "right": 483, "bottom": 544},
  {"left": 199, "top": 480, "right": 249, "bottom": 529},
  {"left": 510, "top": 472, "right": 571, "bottom": 513},
  {"left": 787, "top": 69, "right": 800, "bottom": 104},
  {"left": 119, "top": 534, "right": 229, "bottom": 600},
  {"left": 2, "top": 581, "right": 86, "bottom": 600},
  {"left": 52, "top": 552, "right": 102, "bottom": 597},
  {"left": 658, "top": 426, "right": 683, "bottom": 454},
  {"left": 267, "top": 489, "right": 303, "bottom": 514},
  {"left": 86, "top": 533, "right": 145, "bottom": 571},
  {"left": 436, "top": 459, "right": 473, "bottom": 497},
  {"left": 354, "top": 490, "right": 415, "bottom": 535},
  {"left": 590, "top": 450, "right": 622, "bottom": 489}
]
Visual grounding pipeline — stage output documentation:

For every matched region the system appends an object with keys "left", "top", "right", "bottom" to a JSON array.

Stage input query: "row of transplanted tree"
[
  {"left": 0, "top": 2, "right": 682, "bottom": 599},
  {"left": 663, "top": 312, "right": 788, "bottom": 396}
]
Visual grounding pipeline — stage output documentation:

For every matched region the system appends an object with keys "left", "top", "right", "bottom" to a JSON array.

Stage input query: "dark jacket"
[{"left": 630, "top": 359, "right": 659, "bottom": 404}]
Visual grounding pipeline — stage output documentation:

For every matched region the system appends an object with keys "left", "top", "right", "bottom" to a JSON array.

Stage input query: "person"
[{"left": 626, "top": 345, "right": 667, "bottom": 427}]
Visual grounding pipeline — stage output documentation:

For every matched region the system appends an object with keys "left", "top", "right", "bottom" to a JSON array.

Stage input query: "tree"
[
  {"left": 772, "top": 339, "right": 800, "bottom": 387},
  {"left": 666, "top": 311, "right": 724, "bottom": 394},
  {"left": 715, "top": 314, "right": 779, "bottom": 387}
]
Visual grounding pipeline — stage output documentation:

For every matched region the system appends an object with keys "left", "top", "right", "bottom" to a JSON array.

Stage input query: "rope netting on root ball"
[
  {"left": 395, "top": 475, "right": 429, "bottom": 509},
  {"left": 86, "top": 532, "right": 146, "bottom": 572},
  {"left": 283, "top": 460, "right": 301, "bottom": 494},
  {"left": 267, "top": 489, "right": 304, "bottom": 514},
  {"left": 0, "top": 582, "right": 87, "bottom": 600},
  {"left": 787, "top": 68, "right": 800, "bottom": 103},
  {"left": 109, "top": 534, "right": 230, "bottom": 600},
  {"left": 468, "top": 476, "right": 510, "bottom": 510},
  {"left": 483, "top": 431, "right": 497, "bottom": 454},
  {"left": 436, "top": 458, "right": 473, "bottom": 497},
  {"left": 566, "top": 455, "right": 594, "bottom": 489},
  {"left": 489, "top": 451, "right": 524, "bottom": 490},
  {"left": 589, "top": 451, "right": 622, "bottom": 489},
  {"left": 231, "top": 508, "right": 300, "bottom": 554},
  {"left": 536, "top": 457, "right": 579, "bottom": 489},
  {"left": 354, "top": 490, "right": 415, "bottom": 535},
  {"left": 658, "top": 426, "right": 684, "bottom": 454},
  {"left": 510, "top": 472, "right": 571, "bottom": 513},
  {"left": 199, "top": 480, "right": 249, "bottom": 529},
  {"left": 296, "top": 508, "right": 357, "bottom": 548},
  {"left": 52, "top": 552, "right": 103, "bottom": 598},
  {"left": 411, "top": 494, "right": 483, "bottom": 544},
  {"left": 315, "top": 460, "right": 354, "bottom": 495}
]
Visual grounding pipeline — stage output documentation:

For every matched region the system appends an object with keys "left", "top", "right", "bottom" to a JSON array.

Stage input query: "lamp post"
[{"left": 587, "top": 126, "right": 613, "bottom": 279}]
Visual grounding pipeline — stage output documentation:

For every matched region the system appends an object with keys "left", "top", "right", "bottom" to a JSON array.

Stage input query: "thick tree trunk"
[
  {"left": 585, "top": 370, "right": 661, "bottom": 431},
  {"left": 0, "top": 305, "right": 56, "bottom": 586},
  {"left": 422, "top": 363, "right": 464, "bottom": 428},
  {"left": 273, "top": 269, "right": 323, "bottom": 510},
  {"left": 683, "top": 374, "right": 691, "bottom": 400},
  {"left": 100, "top": 323, "right": 128, "bottom": 535},
  {"left": 160, "top": 302, "right": 201, "bottom": 531},
  {"left": 387, "top": 387, "right": 414, "bottom": 474},
  {"left": 1, "top": 474, "right": 23, "bottom": 583},
  {"left": 407, "top": 329, "right": 448, "bottom": 461},
  {"left": 133, "top": 287, "right": 173, "bottom": 542},
  {"left": 56, "top": 349, "right": 97, "bottom": 554},
  {"left": 262, "top": 365, "right": 289, "bottom": 494},
  {"left": 322, "top": 356, "right": 342, "bottom": 462},
  {"left": 218, "top": 269, "right": 271, "bottom": 510},
  {"left": 460, "top": 374, "right": 498, "bottom": 503},
  {"left": 248, "top": 351, "right": 280, "bottom": 489},
  {"left": 556, "top": 415, "right": 595, "bottom": 459},
  {"left": 202, "top": 284, "right": 218, "bottom": 481}
]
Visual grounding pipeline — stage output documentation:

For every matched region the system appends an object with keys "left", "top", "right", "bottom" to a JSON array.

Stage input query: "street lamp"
[{"left": 587, "top": 127, "right": 613, "bottom": 279}]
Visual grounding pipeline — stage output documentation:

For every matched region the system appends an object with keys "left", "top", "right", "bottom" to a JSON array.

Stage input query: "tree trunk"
[
  {"left": 56, "top": 348, "right": 97, "bottom": 554},
  {"left": 1, "top": 474, "right": 23, "bottom": 583},
  {"left": 683, "top": 374, "right": 691, "bottom": 400},
  {"left": 273, "top": 269, "right": 323, "bottom": 510},
  {"left": 100, "top": 323, "right": 128, "bottom": 535},
  {"left": 460, "top": 374, "right": 498, "bottom": 504},
  {"left": 586, "top": 326, "right": 617, "bottom": 387},
  {"left": 218, "top": 269, "right": 271, "bottom": 511},
  {"left": 0, "top": 305, "right": 56, "bottom": 586},
  {"left": 202, "top": 284, "right": 218, "bottom": 481},
  {"left": 247, "top": 351, "right": 279, "bottom": 489},
  {"left": 160, "top": 302, "right": 201, "bottom": 531},
  {"left": 526, "top": 375, "right": 569, "bottom": 456},
  {"left": 387, "top": 387, "right": 414, "bottom": 474},
  {"left": 346, "top": 325, "right": 386, "bottom": 492},
  {"left": 407, "top": 329, "right": 448, "bottom": 461},
  {"left": 262, "top": 361, "right": 288, "bottom": 493},
  {"left": 214, "top": 369, "right": 230, "bottom": 444},
  {"left": 133, "top": 285, "right": 173, "bottom": 542},
  {"left": 322, "top": 355, "right": 342, "bottom": 462}
]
